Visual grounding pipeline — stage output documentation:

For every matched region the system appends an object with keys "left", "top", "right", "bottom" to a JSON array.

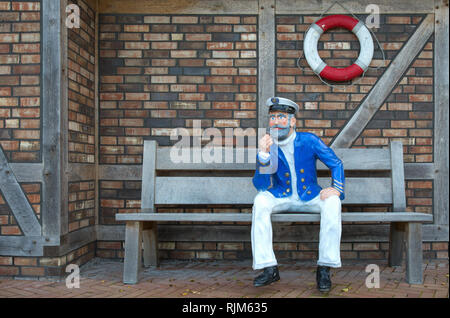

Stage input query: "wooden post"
[
  {"left": 143, "top": 222, "right": 159, "bottom": 267},
  {"left": 434, "top": 0, "right": 449, "bottom": 227},
  {"left": 405, "top": 222, "right": 423, "bottom": 284},
  {"left": 42, "top": 0, "right": 67, "bottom": 240},
  {"left": 388, "top": 222, "right": 405, "bottom": 267}
]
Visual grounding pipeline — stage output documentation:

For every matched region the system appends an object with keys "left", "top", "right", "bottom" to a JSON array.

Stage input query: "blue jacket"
[{"left": 253, "top": 132, "right": 345, "bottom": 201}]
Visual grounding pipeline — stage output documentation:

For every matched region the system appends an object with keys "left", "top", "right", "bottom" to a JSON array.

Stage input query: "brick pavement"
[{"left": 0, "top": 258, "right": 448, "bottom": 298}]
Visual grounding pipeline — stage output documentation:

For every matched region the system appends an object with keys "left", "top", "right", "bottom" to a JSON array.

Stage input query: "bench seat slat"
[
  {"left": 116, "top": 212, "right": 432, "bottom": 223},
  {"left": 154, "top": 177, "right": 393, "bottom": 205}
]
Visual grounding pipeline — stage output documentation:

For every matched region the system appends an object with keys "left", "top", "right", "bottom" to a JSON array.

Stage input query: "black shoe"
[
  {"left": 253, "top": 266, "right": 280, "bottom": 287},
  {"left": 316, "top": 266, "right": 331, "bottom": 292}
]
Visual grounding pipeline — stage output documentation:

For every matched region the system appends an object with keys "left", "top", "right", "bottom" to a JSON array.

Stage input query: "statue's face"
[{"left": 268, "top": 111, "right": 293, "bottom": 140}]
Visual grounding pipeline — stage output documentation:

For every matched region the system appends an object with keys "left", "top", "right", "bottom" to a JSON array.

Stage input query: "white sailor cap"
[{"left": 266, "top": 97, "right": 299, "bottom": 114}]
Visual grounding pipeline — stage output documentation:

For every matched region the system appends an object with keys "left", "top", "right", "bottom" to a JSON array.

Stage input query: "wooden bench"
[{"left": 116, "top": 140, "right": 432, "bottom": 284}]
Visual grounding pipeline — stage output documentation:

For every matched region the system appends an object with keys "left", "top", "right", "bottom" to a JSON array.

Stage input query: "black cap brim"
[{"left": 269, "top": 104, "right": 296, "bottom": 114}]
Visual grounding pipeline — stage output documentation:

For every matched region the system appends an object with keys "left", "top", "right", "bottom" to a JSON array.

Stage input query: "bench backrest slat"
[
  {"left": 390, "top": 142, "right": 407, "bottom": 211},
  {"left": 154, "top": 177, "right": 393, "bottom": 205},
  {"left": 156, "top": 147, "right": 391, "bottom": 171}
]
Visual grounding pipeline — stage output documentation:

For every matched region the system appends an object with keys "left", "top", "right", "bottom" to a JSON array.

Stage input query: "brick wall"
[
  {"left": 0, "top": 0, "right": 41, "bottom": 162},
  {"left": 98, "top": 14, "right": 258, "bottom": 164},
  {"left": 68, "top": 180, "right": 95, "bottom": 233},
  {"left": 0, "top": 242, "right": 95, "bottom": 278},
  {"left": 68, "top": 0, "right": 96, "bottom": 164}
]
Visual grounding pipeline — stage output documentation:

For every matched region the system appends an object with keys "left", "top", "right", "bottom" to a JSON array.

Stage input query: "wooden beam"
[
  {"left": 44, "top": 226, "right": 96, "bottom": 257},
  {"left": 331, "top": 14, "right": 435, "bottom": 148},
  {"left": 434, "top": 0, "right": 449, "bottom": 226},
  {"left": 0, "top": 148, "right": 41, "bottom": 236},
  {"left": 42, "top": 0, "right": 67, "bottom": 238},
  {"left": 98, "top": 0, "right": 258, "bottom": 14},
  {"left": 404, "top": 163, "right": 435, "bottom": 180},
  {"left": 0, "top": 236, "right": 59, "bottom": 256},
  {"left": 10, "top": 163, "right": 44, "bottom": 182},
  {"left": 258, "top": 0, "right": 276, "bottom": 129},
  {"left": 276, "top": 0, "right": 435, "bottom": 14},
  {"left": 99, "top": 162, "right": 436, "bottom": 180},
  {"left": 67, "top": 163, "right": 96, "bottom": 182}
]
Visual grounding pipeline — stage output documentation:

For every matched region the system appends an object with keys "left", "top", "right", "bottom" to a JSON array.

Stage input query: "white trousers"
[{"left": 251, "top": 191, "right": 342, "bottom": 270}]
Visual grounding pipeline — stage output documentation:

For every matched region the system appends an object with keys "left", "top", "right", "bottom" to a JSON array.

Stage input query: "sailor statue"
[{"left": 251, "top": 97, "right": 345, "bottom": 292}]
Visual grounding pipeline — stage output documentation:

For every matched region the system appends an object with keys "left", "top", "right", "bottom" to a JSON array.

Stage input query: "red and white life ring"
[{"left": 303, "top": 15, "right": 374, "bottom": 82}]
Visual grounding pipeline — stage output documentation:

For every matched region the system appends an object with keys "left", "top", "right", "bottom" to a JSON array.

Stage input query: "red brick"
[
  {"left": 143, "top": 33, "right": 170, "bottom": 41},
  {"left": 0, "top": 55, "right": 20, "bottom": 64},
  {"left": 186, "top": 34, "right": 212, "bottom": 41},
  {"left": 179, "top": 59, "right": 204, "bottom": 67},
  {"left": 214, "top": 16, "right": 240, "bottom": 24},
  {"left": 206, "top": 25, "right": 232, "bottom": 32},
  {"left": 407, "top": 198, "right": 432, "bottom": 205},
  {"left": 1, "top": 226, "right": 22, "bottom": 235},
  {"left": 212, "top": 51, "right": 239, "bottom": 58},
  {"left": 13, "top": 130, "right": 40, "bottom": 139},
  {"left": 171, "top": 50, "right": 197, "bottom": 58},
  {"left": 100, "top": 93, "right": 124, "bottom": 100},
  {"left": 276, "top": 84, "right": 303, "bottom": 93},
  {"left": 125, "top": 93, "right": 150, "bottom": 100},
  {"left": 0, "top": 109, "right": 10, "bottom": 118},
  {"left": 125, "top": 127, "right": 153, "bottom": 136},
  {"left": 124, "top": 25, "right": 149, "bottom": 32},
  {"left": 151, "top": 76, "right": 176, "bottom": 84},
  {"left": 14, "top": 257, "right": 37, "bottom": 266},
  {"left": 12, "top": 108, "right": 40, "bottom": 118},
  {"left": 0, "top": 266, "right": 19, "bottom": 275},
  {"left": 13, "top": 43, "right": 40, "bottom": 53},
  {"left": 13, "top": 65, "right": 40, "bottom": 74},
  {"left": 0, "top": 140, "right": 19, "bottom": 150},
  {"left": 172, "top": 16, "right": 198, "bottom": 24},
  {"left": 0, "top": 34, "right": 20, "bottom": 43},
  {"left": 12, "top": 2, "right": 40, "bottom": 11},
  {"left": 0, "top": 256, "right": 12, "bottom": 265},
  {"left": 101, "top": 199, "right": 124, "bottom": 208},
  {"left": 151, "top": 42, "right": 177, "bottom": 50},
  {"left": 407, "top": 181, "right": 432, "bottom": 189},
  {"left": 21, "top": 267, "right": 45, "bottom": 276},
  {"left": 207, "top": 42, "right": 233, "bottom": 50},
  {"left": 409, "top": 94, "right": 432, "bottom": 102},
  {"left": 179, "top": 93, "right": 205, "bottom": 101},
  {"left": 206, "top": 59, "right": 233, "bottom": 67}
]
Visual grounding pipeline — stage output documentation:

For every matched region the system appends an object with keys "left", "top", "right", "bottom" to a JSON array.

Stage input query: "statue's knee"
[
  {"left": 325, "top": 194, "right": 341, "bottom": 205},
  {"left": 253, "top": 192, "right": 274, "bottom": 212}
]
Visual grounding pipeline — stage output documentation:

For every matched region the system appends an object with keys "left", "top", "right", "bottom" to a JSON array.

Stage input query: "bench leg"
[
  {"left": 123, "top": 221, "right": 143, "bottom": 284},
  {"left": 143, "top": 221, "right": 159, "bottom": 267},
  {"left": 389, "top": 222, "right": 405, "bottom": 267},
  {"left": 405, "top": 222, "right": 423, "bottom": 284}
]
